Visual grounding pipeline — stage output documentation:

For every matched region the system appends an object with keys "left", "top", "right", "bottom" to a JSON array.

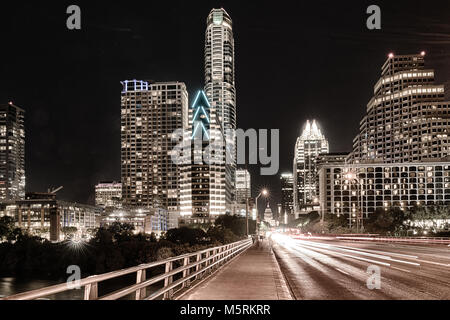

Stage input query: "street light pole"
[{"left": 245, "top": 197, "right": 249, "bottom": 236}]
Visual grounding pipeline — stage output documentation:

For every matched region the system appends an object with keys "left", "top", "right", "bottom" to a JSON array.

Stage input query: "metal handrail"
[{"left": 1, "top": 238, "right": 253, "bottom": 300}]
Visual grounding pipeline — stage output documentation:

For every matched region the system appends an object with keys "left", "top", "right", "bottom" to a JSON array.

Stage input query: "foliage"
[
  {"left": 163, "top": 227, "right": 207, "bottom": 245},
  {"left": 0, "top": 216, "right": 24, "bottom": 242},
  {"left": 406, "top": 205, "right": 450, "bottom": 232},
  {"left": 61, "top": 227, "right": 78, "bottom": 234},
  {"left": 207, "top": 226, "right": 240, "bottom": 244},
  {"left": 214, "top": 214, "right": 256, "bottom": 236},
  {"left": 362, "top": 207, "right": 406, "bottom": 234},
  {"left": 289, "top": 211, "right": 320, "bottom": 230}
]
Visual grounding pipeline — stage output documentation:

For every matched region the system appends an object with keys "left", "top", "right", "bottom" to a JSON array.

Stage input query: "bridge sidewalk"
[{"left": 178, "top": 239, "right": 292, "bottom": 300}]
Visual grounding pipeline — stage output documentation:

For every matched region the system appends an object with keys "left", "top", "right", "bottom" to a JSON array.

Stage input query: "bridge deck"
[{"left": 178, "top": 239, "right": 292, "bottom": 300}]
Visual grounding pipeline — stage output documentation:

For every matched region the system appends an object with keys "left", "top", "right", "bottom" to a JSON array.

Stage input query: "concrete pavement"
[{"left": 178, "top": 239, "right": 293, "bottom": 300}]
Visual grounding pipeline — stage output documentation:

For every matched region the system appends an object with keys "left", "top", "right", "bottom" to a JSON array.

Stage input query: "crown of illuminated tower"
[
  {"left": 191, "top": 90, "right": 211, "bottom": 140},
  {"left": 300, "top": 120, "right": 325, "bottom": 140}
]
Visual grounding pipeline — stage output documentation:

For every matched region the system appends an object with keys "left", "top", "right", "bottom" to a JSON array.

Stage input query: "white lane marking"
[
  {"left": 415, "top": 259, "right": 450, "bottom": 267},
  {"left": 330, "top": 244, "right": 419, "bottom": 259},
  {"left": 295, "top": 240, "right": 421, "bottom": 267},
  {"left": 293, "top": 242, "right": 391, "bottom": 267},
  {"left": 391, "top": 266, "right": 412, "bottom": 273},
  {"left": 335, "top": 268, "right": 350, "bottom": 276}
]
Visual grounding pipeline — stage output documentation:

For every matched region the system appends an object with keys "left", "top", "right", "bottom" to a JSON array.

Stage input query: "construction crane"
[{"left": 48, "top": 186, "right": 63, "bottom": 194}]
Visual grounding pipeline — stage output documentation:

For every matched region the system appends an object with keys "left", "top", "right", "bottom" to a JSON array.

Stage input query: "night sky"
[{"left": 1, "top": 0, "right": 449, "bottom": 206}]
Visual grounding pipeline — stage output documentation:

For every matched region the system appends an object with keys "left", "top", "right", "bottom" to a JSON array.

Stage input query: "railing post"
[
  {"left": 182, "top": 257, "right": 190, "bottom": 288},
  {"left": 223, "top": 245, "right": 228, "bottom": 261},
  {"left": 135, "top": 268, "right": 146, "bottom": 300},
  {"left": 163, "top": 261, "right": 173, "bottom": 300},
  {"left": 205, "top": 251, "right": 210, "bottom": 275},
  {"left": 218, "top": 247, "right": 224, "bottom": 266},
  {"left": 195, "top": 253, "right": 202, "bottom": 280},
  {"left": 84, "top": 282, "right": 98, "bottom": 300}
]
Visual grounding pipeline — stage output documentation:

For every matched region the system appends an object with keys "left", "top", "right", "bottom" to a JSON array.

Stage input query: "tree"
[
  {"left": 364, "top": 208, "right": 406, "bottom": 234},
  {"left": 406, "top": 205, "right": 450, "bottom": 233},
  {"left": 106, "top": 222, "right": 135, "bottom": 242},
  {"left": 207, "top": 226, "right": 239, "bottom": 244},
  {"left": 0, "top": 216, "right": 23, "bottom": 242},
  {"left": 163, "top": 227, "right": 207, "bottom": 245},
  {"left": 289, "top": 211, "right": 320, "bottom": 230},
  {"left": 214, "top": 214, "right": 253, "bottom": 237}
]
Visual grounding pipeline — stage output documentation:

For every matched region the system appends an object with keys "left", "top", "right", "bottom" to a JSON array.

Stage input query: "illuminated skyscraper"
[
  {"left": 205, "top": 8, "right": 236, "bottom": 206},
  {"left": 179, "top": 91, "right": 231, "bottom": 222},
  {"left": 293, "top": 120, "right": 329, "bottom": 212},
  {"left": 0, "top": 102, "right": 25, "bottom": 200},
  {"left": 205, "top": 8, "right": 236, "bottom": 136},
  {"left": 350, "top": 52, "right": 450, "bottom": 163},
  {"left": 235, "top": 169, "right": 251, "bottom": 203},
  {"left": 120, "top": 80, "right": 188, "bottom": 213},
  {"left": 280, "top": 173, "right": 294, "bottom": 216}
]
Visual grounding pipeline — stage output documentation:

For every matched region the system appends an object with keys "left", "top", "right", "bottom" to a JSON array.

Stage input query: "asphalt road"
[{"left": 271, "top": 234, "right": 450, "bottom": 300}]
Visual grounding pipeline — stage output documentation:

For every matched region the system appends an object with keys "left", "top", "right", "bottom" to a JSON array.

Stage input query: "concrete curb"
[{"left": 270, "top": 244, "right": 296, "bottom": 300}]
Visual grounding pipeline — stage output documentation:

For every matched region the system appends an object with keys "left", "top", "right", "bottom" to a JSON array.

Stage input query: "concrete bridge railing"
[{"left": 1, "top": 238, "right": 253, "bottom": 300}]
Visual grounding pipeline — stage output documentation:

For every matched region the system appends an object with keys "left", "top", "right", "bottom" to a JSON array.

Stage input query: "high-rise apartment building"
[
  {"left": 293, "top": 120, "right": 329, "bottom": 212},
  {"left": 235, "top": 169, "right": 251, "bottom": 203},
  {"left": 280, "top": 173, "right": 294, "bottom": 216},
  {"left": 205, "top": 8, "right": 236, "bottom": 206},
  {"left": 179, "top": 90, "right": 231, "bottom": 222},
  {"left": 0, "top": 102, "right": 25, "bottom": 201},
  {"left": 120, "top": 80, "right": 188, "bottom": 213},
  {"left": 205, "top": 8, "right": 236, "bottom": 136},
  {"left": 318, "top": 162, "right": 450, "bottom": 223},
  {"left": 95, "top": 181, "right": 122, "bottom": 208},
  {"left": 351, "top": 52, "right": 450, "bottom": 163}
]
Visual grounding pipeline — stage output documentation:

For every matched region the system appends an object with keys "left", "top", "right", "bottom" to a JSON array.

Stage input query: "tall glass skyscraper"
[
  {"left": 293, "top": 120, "right": 329, "bottom": 212},
  {"left": 120, "top": 80, "right": 188, "bottom": 212},
  {"left": 179, "top": 90, "right": 231, "bottom": 221},
  {"left": 235, "top": 169, "right": 251, "bottom": 203},
  {"left": 205, "top": 8, "right": 236, "bottom": 208},
  {"left": 0, "top": 102, "right": 25, "bottom": 201},
  {"left": 280, "top": 173, "right": 294, "bottom": 216},
  {"left": 205, "top": 8, "right": 236, "bottom": 133},
  {"left": 350, "top": 52, "right": 450, "bottom": 164}
]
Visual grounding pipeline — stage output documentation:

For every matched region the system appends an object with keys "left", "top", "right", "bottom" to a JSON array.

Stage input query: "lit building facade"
[
  {"left": 319, "top": 162, "right": 450, "bottom": 224},
  {"left": 179, "top": 91, "right": 231, "bottom": 223},
  {"left": 293, "top": 120, "right": 329, "bottom": 212},
  {"left": 120, "top": 80, "right": 188, "bottom": 213},
  {"left": 0, "top": 103, "right": 25, "bottom": 201},
  {"left": 205, "top": 8, "right": 236, "bottom": 206},
  {"left": 350, "top": 52, "right": 450, "bottom": 164},
  {"left": 143, "top": 208, "right": 176, "bottom": 236},
  {"left": 316, "top": 152, "right": 349, "bottom": 168},
  {"left": 231, "top": 197, "right": 255, "bottom": 218},
  {"left": 101, "top": 206, "right": 146, "bottom": 233},
  {"left": 263, "top": 203, "right": 275, "bottom": 227},
  {"left": 95, "top": 181, "right": 122, "bottom": 208},
  {"left": 235, "top": 169, "right": 251, "bottom": 203},
  {"left": 280, "top": 173, "right": 294, "bottom": 216},
  {"left": 0, "top": 193, "right": 100, "bottom": 241}
]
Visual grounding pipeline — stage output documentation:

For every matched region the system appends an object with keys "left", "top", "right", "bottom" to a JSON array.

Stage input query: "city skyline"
[
  {"left": 1, "top": 1, "right": 450, "bottom": 205},
  {"left": 1, "top": 0, "right": 450, "bottom": 304}
]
